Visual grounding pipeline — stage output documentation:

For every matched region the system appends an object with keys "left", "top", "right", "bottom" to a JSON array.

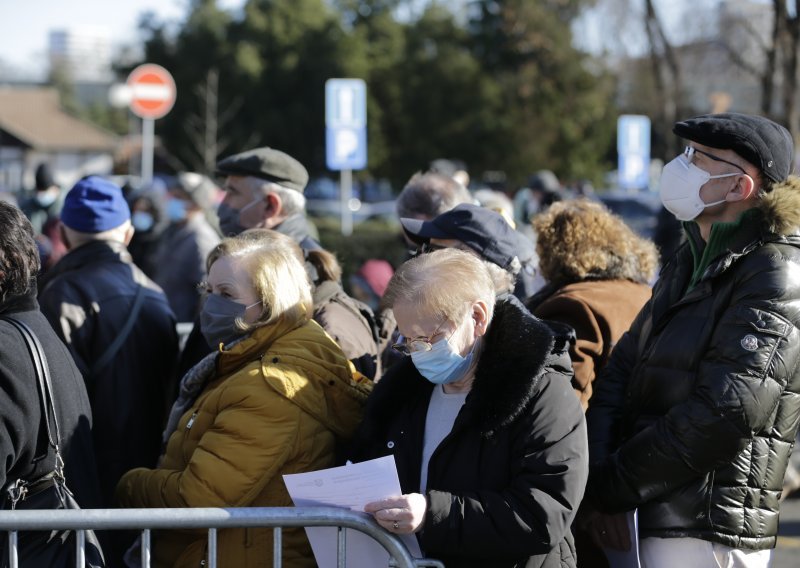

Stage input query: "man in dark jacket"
[
  {"left": 0, "top": 201, "right": 102, "bottom": 564},
  {"left": 586, "top": 113, "right": 800, "bottom": 566},
  {"left": 350, "top": 249, "right": 587, "bottom": 568},
  {"left": 38, "top": 176, "right": 178, "bottom": 566}
]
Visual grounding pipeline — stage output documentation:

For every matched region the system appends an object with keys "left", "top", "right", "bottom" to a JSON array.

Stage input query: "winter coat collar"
[
  {"left": 40, "top": 240, "right": 133, "bottom": 287},
  {"left": 373, "top": 296, "right": 565, "bottom": 437},
  {"left": 667, "top": 179, "right": 800, "bottom": 286},
  {"left": 218, "top": 317, "right": 372, "bottom": 439},
  {"left": 759, "top": 176, "right": 800, "bottom": 236},
  {"left": 275, "top": 213, "right": 316, "bottom": 244},
  {"left": 0, "top": 289, "right": 39, "bottom": 316}
]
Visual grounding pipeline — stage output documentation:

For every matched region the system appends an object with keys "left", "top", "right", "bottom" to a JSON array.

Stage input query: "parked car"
[{"left": 304, "top": 177, "right": 397, "bottom": 223}]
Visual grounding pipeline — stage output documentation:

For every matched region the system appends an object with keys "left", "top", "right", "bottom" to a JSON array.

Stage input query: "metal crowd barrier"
[{"left": 0, "top": 506, "right": 445, "bottom": 568}]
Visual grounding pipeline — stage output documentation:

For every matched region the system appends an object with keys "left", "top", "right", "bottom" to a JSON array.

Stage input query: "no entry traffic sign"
[{"left": 127, "top": 64, "right": 176, "bottom": 120}]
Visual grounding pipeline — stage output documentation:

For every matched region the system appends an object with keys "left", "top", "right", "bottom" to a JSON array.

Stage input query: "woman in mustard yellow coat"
[{"left": 116, "top": 230, "right": 371, "bottom": 567}]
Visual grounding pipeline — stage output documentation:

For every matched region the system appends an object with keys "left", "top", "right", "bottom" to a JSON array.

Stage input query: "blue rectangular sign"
[
  {"left": 326, "top": 78, "right": 368, "bottom": 171},
  {"left": 326, "top": 79, "right": 367, "bottom": 128},
  {"left": 326, "top": 126, "right": 367, "bottom": 171},
  {"left": 618, "top": 114, "right": 651, "bottom": 191}
]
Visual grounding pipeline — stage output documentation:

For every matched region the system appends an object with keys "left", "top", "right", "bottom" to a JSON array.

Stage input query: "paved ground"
[{"left": 775, "top": 497, "right": 800, "bottom": 567}]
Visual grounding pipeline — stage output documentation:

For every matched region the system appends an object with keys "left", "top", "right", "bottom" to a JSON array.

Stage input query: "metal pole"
[
  {"left": 340, "top": 168, "right": 353, "bottom": 236},
  {"left": 141, "top": 118, "right": 155, "bottom": 186}
]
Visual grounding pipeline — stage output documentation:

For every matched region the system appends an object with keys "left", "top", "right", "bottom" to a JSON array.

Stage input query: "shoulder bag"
[{"left": 0, "top": 316, "right": 105, "bottom": 568}]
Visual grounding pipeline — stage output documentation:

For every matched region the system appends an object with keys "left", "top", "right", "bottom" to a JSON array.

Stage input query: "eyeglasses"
[
  {"left": 416, "top": 241, "right": 474, "bottom": 256},
  {"left": 391, "top": 319, "right": 452, "bottom": 356},
  {"left": 683, "top": 146, "right": 746, "bottom": 174},
  {"left": 416, "top": 242, "right": 446, "bottom": 255}
]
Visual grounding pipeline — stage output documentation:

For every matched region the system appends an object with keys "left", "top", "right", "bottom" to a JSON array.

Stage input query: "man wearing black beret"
[{"left": 586, "top": 113, "right": 800, "bottom": 567}]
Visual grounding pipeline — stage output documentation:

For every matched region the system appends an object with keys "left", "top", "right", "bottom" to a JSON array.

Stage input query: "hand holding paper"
[
  {"left": 363, "top": 493, "right": 427, "bottom": 534},
  {"left": 283, "top": 456, "right": 423, "bottom": 568}
]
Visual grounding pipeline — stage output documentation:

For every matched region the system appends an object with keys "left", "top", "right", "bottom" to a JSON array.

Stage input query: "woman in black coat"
[
  {"left": 0, "top": 201, "right": 101, "bottom": 511},
  {"left": 349, "top": 249, "right": 588, "bottom": 568}
]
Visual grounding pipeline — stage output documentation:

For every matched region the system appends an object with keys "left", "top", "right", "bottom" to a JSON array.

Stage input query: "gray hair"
[
  {"left": 244, "top": 177, "right": 307, "bottom": 217},
  {"left": 384, "top": 248, "right": 497, "bottom": 325},
  {"left": 396, "top": 172, "right": 472, "bottom": 220}
]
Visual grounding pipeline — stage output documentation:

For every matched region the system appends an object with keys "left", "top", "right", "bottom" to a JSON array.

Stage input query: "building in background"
[
  {"left": 49, "top": 27, "right": 113, "bottom": 83},
  {"left": 0, "top": 87, "right": 118, "bottom": 193}
]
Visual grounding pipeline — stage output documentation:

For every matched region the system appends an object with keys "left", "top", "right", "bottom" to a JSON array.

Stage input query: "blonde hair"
[
  {"left": 533, "top": 199, "right": 658, "bottom": 285},
  {"left": 207, "top": 230, "right": 313, "bottom": 331},
  {"left": 384, "top": 248, "right": 497, "bottom": 325}
]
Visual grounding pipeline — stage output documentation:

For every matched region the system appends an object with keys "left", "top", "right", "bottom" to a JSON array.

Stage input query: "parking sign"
[
  {"left": 618, "top": 115, "right": 651, "bottom": 191},
  {"left": 326, "top": 79, "right": 367, "bottom": 171}
]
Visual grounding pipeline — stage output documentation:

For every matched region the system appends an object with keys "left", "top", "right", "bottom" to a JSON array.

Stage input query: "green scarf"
[{"left": 685, "top": 208, "right": 761, "bottom": 291}]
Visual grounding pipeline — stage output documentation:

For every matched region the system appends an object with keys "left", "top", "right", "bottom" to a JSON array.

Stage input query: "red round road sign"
[{"left": 127, "top": 64, "right": 177, "bottom": 120}]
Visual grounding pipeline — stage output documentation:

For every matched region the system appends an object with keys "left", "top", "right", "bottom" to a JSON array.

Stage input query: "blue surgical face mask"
[
  {"left": 35, "top": 190, "right": 58, "bottom": 208},
  {"left": 411, "top": 333, "right": 477, "bottom": 385},
  {"left": 200, "top": 293, "right": 262, "bottom": 348},
  {"left": 166, "top": 198, "right": 188, "bottom": 222},
  {"left": 131, "top": 211, "right": 155, "bottom": 232}
]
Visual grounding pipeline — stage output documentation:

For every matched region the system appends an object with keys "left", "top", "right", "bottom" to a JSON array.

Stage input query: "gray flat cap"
[{"left": 215, "top": 147, "right": 309, "bottom": 192}]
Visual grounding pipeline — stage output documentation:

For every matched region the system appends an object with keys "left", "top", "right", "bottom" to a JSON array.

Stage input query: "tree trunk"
[
  {"left": 775, "top": 0, "right": 800, "bottom": 138},
  {"left": 644, "top": 0, "right": 683, "bottom": 155}
]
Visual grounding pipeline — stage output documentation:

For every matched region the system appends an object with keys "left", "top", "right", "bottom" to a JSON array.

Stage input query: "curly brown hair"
[
  {"left": 533, "top": 199, "right": 658, "bottom": 286},
  {"left": 0, "top": 201, "right": 40, "bottom": 304}
]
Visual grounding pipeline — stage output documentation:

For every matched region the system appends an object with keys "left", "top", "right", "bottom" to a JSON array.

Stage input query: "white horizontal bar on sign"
[{"left": 131, "top": 84, "right": 173, "bottom": 101}]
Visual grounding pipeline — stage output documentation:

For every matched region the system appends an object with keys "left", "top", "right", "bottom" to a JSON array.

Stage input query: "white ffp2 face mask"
[{"left": 659, "top": 155, "right": 739, "bottom": 221}]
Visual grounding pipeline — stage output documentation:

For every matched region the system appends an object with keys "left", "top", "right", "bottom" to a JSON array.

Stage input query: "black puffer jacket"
[
  {"left": 587, "top": 179, "right": 800, "bottom": 550},
  {"left": 350, "top": 297, "right": 588, "bottom": 567}
]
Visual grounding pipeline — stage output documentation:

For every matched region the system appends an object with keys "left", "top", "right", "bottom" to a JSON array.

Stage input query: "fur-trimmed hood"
[
  {"left": 759, "top": 175, "right": 800, "bottom": 236},
  {"left": 361, "top": 296, "right": 573, "bottom": 439}
]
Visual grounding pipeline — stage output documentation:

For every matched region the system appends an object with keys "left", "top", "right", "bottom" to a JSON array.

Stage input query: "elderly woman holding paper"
[
  {"left": 116, "top": 230, "right": 371, "bottom": 568},
  {"left": 349, "top": 248, "right": 588, "bottom": 568}
]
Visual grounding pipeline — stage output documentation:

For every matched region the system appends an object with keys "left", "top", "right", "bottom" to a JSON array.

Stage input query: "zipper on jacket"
[{"left": 186, "top": 412, "right": 198, "bottom": 430}]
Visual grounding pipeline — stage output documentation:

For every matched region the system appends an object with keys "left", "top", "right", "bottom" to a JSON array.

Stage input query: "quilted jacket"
[
  {"left": 116, "top": 317, "right": 372, "bottom": 567},
  {"left": 587, "top": 178, "right": 800, "bottom": 550}
]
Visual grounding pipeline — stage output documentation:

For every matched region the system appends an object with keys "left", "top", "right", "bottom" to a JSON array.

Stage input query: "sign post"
[
  {"left": 617, "top": 114, "right": 651, "bottom": 192},
  {"left": 126, "top": 64, "right": 177, "bottom": 185},
  {"left": 325, "top": 79, "right": 367, "bottom": 236}
]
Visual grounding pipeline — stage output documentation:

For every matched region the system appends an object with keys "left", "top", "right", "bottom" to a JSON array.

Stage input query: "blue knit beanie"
[{"left": 61, "top": 176, "right": 130, "bottom": 233}]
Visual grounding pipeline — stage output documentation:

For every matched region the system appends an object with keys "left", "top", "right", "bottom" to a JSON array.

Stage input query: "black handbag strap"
[{"left": 1, "top": 317, "right": 62, "bottom": 464}]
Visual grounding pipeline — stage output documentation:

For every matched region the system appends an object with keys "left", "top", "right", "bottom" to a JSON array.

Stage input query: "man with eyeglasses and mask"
[{"left": 585, "top": 113, "right": 800, "bottom": 567}]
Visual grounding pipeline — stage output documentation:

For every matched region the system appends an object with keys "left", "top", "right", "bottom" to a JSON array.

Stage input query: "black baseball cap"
[
  {"left": 401, "top": 203, "right": 524, "bottom": 269},
  {"left": 673, "top": 113, "right": 794, "bottom": 183}
]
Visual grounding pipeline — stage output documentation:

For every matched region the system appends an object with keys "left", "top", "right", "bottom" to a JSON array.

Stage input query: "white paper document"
[
  {"left": 283, "top": 455, "right": 422, "bottom": 567},
  {"left": 602, "top": 509, "right": 641, "bottom": 568}
]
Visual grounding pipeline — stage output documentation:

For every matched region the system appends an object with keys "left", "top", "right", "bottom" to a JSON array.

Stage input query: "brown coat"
[{"left": 532, "top": 279, "right": 651, "bottom": 411}]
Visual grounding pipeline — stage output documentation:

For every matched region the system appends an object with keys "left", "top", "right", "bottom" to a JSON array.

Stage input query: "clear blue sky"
[{"left": 0, "top": 0, "right": 243, "bottom": 79}]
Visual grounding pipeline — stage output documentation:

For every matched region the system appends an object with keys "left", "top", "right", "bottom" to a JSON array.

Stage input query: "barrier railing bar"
[
  {"left": 75, "top": 529, "right": 85, "bottom": 566},
  {"left": 337, "top": 526, "right": 346, "bottom": 568},
  {"left": 0, "top": 507, "right": 431, "bottom": 568},
  {"left": 273, "top": 526, "right": 282, "bottom": 568},
  {"left": 208, "top": 527, "right": 217, "bottom": 568},
  {"left": 8, "top": 531, "right": 17, "bottom": 568},
  {"left": 142, "top": 528, "right": 151, "bottom": 568}
]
